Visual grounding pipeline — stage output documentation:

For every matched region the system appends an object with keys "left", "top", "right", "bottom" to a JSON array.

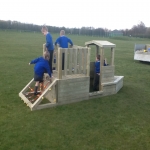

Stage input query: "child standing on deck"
[
  {"left": 55, "top": 30, "right": 73, "bottom": 70},
  {"left": 29, "top": 51, "right": 52, "bottom": 95},
  {"left": 41, "top": 26, "right": 54, "bottom": 73}
]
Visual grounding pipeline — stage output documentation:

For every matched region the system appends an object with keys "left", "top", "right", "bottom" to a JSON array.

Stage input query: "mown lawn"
[{"left": 0, "top": 30, "right": 150, "bottom": 150}]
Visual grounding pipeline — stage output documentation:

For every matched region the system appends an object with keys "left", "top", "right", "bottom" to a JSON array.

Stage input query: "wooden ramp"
[{"left": 19, "top": 76, "right": 58, "bottom": 111}]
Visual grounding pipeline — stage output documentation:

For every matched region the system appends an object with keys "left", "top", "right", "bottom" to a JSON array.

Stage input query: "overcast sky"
[{"left": 0, "top": 0, "right": 149, "bottom": 30}]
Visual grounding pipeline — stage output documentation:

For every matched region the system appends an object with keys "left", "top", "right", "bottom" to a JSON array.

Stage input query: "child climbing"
[{"left": 29, "top": 51, "right": 52, "bottom": 95}]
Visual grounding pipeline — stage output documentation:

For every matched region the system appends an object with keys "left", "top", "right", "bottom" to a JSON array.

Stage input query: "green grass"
[{"left": 0, "top": 30, "right": 150, "bottom": 150}]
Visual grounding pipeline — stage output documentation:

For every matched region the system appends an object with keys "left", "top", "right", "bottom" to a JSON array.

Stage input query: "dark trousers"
[
  {"left": 93, "top": 73, "right": 100, "bottom": 91},
  {"left": 48, "top": 50, "right": 53, "bottom": 73},
  {"left": 62, "top": 53, "right": 65, "bottom": 70}
]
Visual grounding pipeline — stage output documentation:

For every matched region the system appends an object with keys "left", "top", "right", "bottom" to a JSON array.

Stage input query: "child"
[
  {"left": 55, "top": 30, "right": 73, "bottom": 70},
  {"left": 93, "top": 55, "right": 108, "bottom": 91},
  {"left": 55, "top": 30, "right": 73, "bottom": 48},
  {"left": 41, "top": 26, "right": 54, "bottom": 73},
  {"left": 93, "top": 55, "right": 100, "bottom": 91},
  {"left": 29, "top": 51, "right": 52, "bottom": 95}
]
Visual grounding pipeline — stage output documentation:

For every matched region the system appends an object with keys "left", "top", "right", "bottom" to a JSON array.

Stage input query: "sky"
[{"left": 0, "top": 0, "right": 149, "bottom": 30}]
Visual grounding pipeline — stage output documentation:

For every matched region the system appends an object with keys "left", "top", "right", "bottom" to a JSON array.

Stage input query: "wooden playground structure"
[{"left": 19, "top": 40, "right": 124, "bottom": 111}]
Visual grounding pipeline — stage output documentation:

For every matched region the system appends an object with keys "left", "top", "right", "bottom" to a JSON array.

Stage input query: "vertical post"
[
  {"left": 78, "top": 49, "right": 82, "bottom": 74},
  {"left": 111, "top": 47, "right": 114, "bottom": 66},
  {"left": 83, "top": 48, "right": 86, "bottom": 74},
  {"left": 64, "top": 49, "right": 68, "bottom": 76},
  {"left": 86, "top": 47, "right": 91, "bottom": 76},
  {"left": 74, "top": 48, "right": 78, "bottom": 74},
  {"left": 43, "top": 43, "right": 46, "bottom": 54},
  {"left": 69, "top": 48, "right": 73, "bottom": 75},
  {"left": 99, "top": 47, "right": 103, "bottom": 91},
  {"left": 55, "top": 45, "right": 59, "bottom": 71},
  {"left": 58, "top": 48, "right": 62, "bottom": 79}
]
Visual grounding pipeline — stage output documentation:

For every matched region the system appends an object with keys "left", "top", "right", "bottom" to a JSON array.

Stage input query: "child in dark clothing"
[
  {"left": 93, "top": 55, "right": 100, "bottom": 91},
  {"left": 93, "top": 55, "right": 108, "bottom": 91},
  {"left": 29, "top": 51, "right": 52, "bottom": 95}
]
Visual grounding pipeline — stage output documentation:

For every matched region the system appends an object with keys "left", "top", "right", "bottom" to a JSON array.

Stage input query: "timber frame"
[{"left": 19, "top": 40, "right": 124, "bottom": 111}]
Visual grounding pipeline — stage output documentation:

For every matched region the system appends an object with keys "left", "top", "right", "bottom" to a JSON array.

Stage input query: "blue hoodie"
[
  {"left": 46, "top": 32, "right": 54, "bottom": 51},
  {"left": 95, "top": 60, "right": 107, "bottom": 73},
  {"left": 30, "top": 57, "right": 51, "bottom": 77},
  {"left": 55, "top": 36, "right": 73, "bottom": 48},
  {"left": 95, "top": 61, "right": 100, "bottom": 73}
]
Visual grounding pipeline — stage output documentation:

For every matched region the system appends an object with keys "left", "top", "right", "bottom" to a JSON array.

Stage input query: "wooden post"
[
  {"left": 69, "top": 48, "right": 73, "bottom": 75},
  {"left": 86, "top": 47, "right": 91, "bottom": 76},
  {"left": 83, "top": 48, "right": 87, "bottom": 74},
  {"left": 64, "top": 49, "right": 68, "bottom": 76},
  {"left": 74, "top": 48, "right": 78, "bottom": 74},
  {"left": 99, "top": 47, "right": 103, "bottom": 91},
  {"left": 111, "top": 47, "right": 114, "bottom": 66},
  {"left": 43, "top": 43, "right": 46, "bottom": 54},
  {"left": 78, "top": 49, "right": 82, "bottom": 74},
  {"left": 58, "top": 48, "right": 62, "bottom": 79}
]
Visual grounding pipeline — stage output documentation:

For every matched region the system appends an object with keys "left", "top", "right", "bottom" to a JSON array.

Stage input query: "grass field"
[{"left": 0, "top": 30, "right": 150, "bottom": 150}]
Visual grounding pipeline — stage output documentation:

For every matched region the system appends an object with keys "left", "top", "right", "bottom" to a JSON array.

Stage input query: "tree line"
[{"left": 0, "top": 20, "right": 149, "bottom": 38}]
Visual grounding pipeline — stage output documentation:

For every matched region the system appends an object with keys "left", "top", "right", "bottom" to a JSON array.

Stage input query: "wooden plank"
[
  {"left": 90, "top": 62, "right": 95, "bottom": 78},
  {"left": 52, "top": 50, "right": 56, "bottom": 69},
  {"left": 44, "top": 85, "right": 56, "bottom": 103},
  {"left": 115, "top": 78, "right": 123, "bottom": 93},
  {"left": 57, "top": 48, "right": 62, "bottom": 79},
  {"left": 43, "top": 43, "right": 46, "bottom": 53},
  {"left": 83, "top": 48, "right": 87, "bottom": 74},
  {"left": 58, "top": 92, "right": 89, "bottom": 103},
  {"left": 33, "top": 103, "right": 57, "bottom": 110},
  {"left": 102, "top": 65, "right": 114, "bottom": 71},
  {"left": 102, "top": 77, "right": 114, "bottom": 83},
  {"left": 58, "top": 96, "right": 89, "bottom": 104},
  {"left": 86, "top": 47, "right": 91, "bottom": 76},
  {"left": 78, "top": 48, "right": 82, "bottom": 74},
  {"left": 58, "top": 76, "right": 89, "bottom": 85},
  {"left": 58, "top": 83, "right": 89, "bottom": 93},
  {"left": 58, "top": 81, "right": 89, "bottom": 91},
  {"left": 58, "top": 92, "right": 89, "bottom": 99},
  {"left": 19, "top": 93, "right": 32, "bottom": 107},
  {"left": 101, "top": 71, "right": 114, "bottom": 76},
  {"left": 102, "top": 72, "right": 114, "bottom": 78},
  {"left": 55, "top": 48, "right": 58, "bottom": 71},
  {"left": 59, "top": 79, "right": 89, "bottom": 87},
  {"left": 64, "top": 49, "right": 68, "bottom": 76},
  {"left": 19, "top": 78, "right": 34, "bottom": 95},
  {"left": 103, "top": 85, "right": 116, "bottom": 93},
  {"left": 85, "top": 40, "right": 116, "bottom": 48},
  {"left": 74, "top": 48, "right": 78, "bottom": 74},
  {"left": 99, "top": 48, "right": 103, "bottom": 91},
  {"left": 69, "top": 48, "right": 73, "bottom": 75},
  {"left": 102, "top": 69, "right": 114, "bottom": 74},
  {"left": 111, "top": 47, "right": 115, "bottom": 65}
]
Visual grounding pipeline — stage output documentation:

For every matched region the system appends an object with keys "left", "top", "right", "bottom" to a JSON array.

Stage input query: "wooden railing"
[
  {"left": 43, "top": 44, "right": 90, "bottom": 79},
  {"left": 57, "top": 47, "right": 90, "bottom": 79}
]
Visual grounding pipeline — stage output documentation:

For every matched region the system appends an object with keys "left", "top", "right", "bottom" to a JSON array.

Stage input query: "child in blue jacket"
[
  {"left": 93, "top": 55, "right": 107, "bottom": 91},
  {"left": 29, "top": 51, "right": 52, "bottom": 95},
  {"left": 55, "top": 30, "right": 73, "bottom": 70},
  {"left": 41, "top": 26, "right": 54, "bottom": 73}
]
